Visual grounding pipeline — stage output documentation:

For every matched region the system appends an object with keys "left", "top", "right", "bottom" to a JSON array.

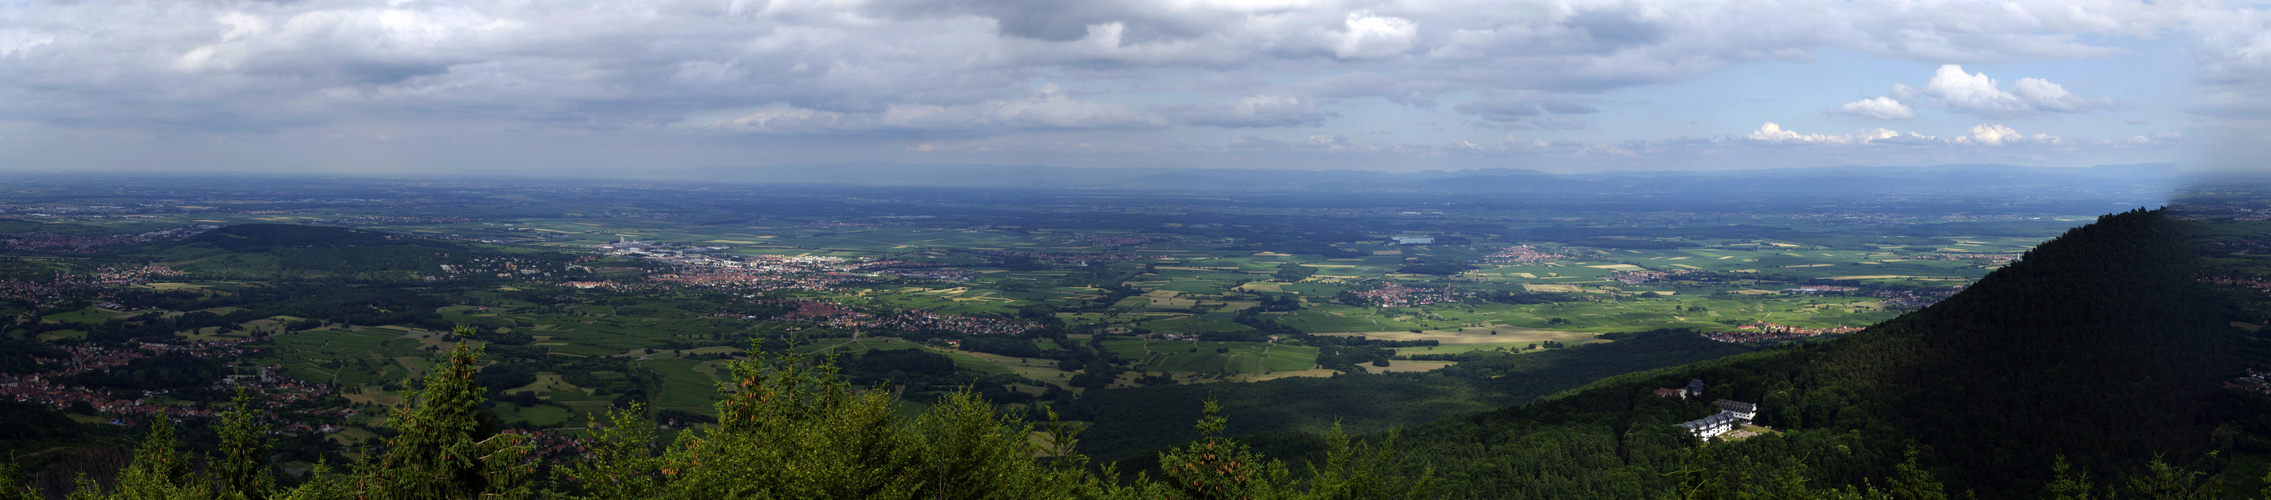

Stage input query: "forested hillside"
[
  {"left": 1382, "top": 208, "right": 2262, "bottom": 498},
  {"left": 1071, "top": 330, "right": 1758, "bottom": 462},
  {"left": 157, "top": 224, "right": 582, "bottom": 282}
]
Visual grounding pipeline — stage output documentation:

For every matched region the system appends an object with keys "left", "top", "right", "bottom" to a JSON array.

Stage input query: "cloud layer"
[{"left": 0, "top": 0, "right": 2243, "bottom": 172}]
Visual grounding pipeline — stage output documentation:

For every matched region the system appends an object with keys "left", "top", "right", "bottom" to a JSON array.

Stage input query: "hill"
[
  {"left": 175, "top": 224, "right": 403, "bottom": 252},
  {"left": 156, "top": 224, "right": 569, "bottom": 282},
  {"left": 1069, "top": 329, "right": 1760, "bottom": 462},
  {"left": 1371, "top": 208, "right": 2261, "bottom": 498}
]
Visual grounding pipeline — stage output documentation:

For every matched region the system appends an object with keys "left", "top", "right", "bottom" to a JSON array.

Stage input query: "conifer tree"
[
  {"left": 1154, "top": 400, "right": 1290, "bottom": 499},
  {"left": 215, "top": 387, "right": 274, "bottom": 500},
  {"left": 362, "top": 328, "right": 533, "bottom": 499},
  {"left": 106, "top": 411, "right": 205, "bottom": 499},
  {"left": 2043, "top": 455, "right": 2094, "bottom": 500}
]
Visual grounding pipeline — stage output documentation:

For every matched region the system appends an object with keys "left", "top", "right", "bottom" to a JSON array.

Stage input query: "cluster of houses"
[
  {"left": 434, "top": 255, "right": 583, "bottom": 280},
  {"left": 2202, "top": 274, "right": 2271, "bottom": 292},
  {"left": 0, "top": 265, "right": 187, "bottom": 310},
  {"left": 729, "top": 298, "right": 1038, "bottom": 336},
  {"left": 1483, "top": 245, "right": 1567, "bottom": 264},
  {"left": 1906, "top": 253, "right": 2018, "bottom": 264},
  {"left": 1779, "top": 285, "right": 1859, "bottom": 295},
  {"left": 1073, "top": 235, "right": 1156, "bottom": 246},
  {"left": 1871, "top": 286, "right": 1967, "bottom": 309},
  {"left": 2225, "top": 369, "right": 2271, "bottom": 395},
  {"left": 1654, "top": 379, "right": 1763, "bottom": 439},
  {"left": 1702, "top": 322, "right": 1866, "bottom": 343},
  {"left": 0, "top": 339, "right": 344, "bottom": 433},
  {"left": 643, "top": 253, "right": 874, "bottom": 292},
  {"left": 1355, "top": 283, "right": 1467, "bottom": 307},
  {"left": 1607, "top": 269, "right": 1694, "bottom": 285}
]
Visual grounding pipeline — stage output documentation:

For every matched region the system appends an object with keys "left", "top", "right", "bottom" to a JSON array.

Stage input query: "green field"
[{"left": 1100, "top": 340, "right": 1317, "bottom": 374}]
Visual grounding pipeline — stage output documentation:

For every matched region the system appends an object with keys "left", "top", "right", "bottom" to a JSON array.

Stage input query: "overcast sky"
[{"left": 1, "top": 0, "right": 2266, "bottom": 175}]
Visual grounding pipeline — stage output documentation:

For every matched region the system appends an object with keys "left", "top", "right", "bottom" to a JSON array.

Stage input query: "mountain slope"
[{"left": 1388, "top": 208, "right": 2253, "bottom": 498}]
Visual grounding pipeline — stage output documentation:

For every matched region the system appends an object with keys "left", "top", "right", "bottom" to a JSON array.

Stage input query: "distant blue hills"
[{"left": 685, "top": 162, "right": 2181, "bottom": 198}]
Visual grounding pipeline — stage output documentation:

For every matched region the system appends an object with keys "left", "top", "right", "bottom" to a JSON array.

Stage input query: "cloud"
[
  {"left": 1884, "top": 65, "right": 2114, "bottom": 118},
  {"left": 1171, "top": 95, "right": 1336, "bottom": 128},
  {"left": 1228, "top": 133, "right": 1378, "bottom": 152},
  {"left": 2191, "top": 7, "right": 2271, "bottom": 121},
  {"left": 1335, "top": 10, "right": 1417, "bottom": 59},
  {"left": 1831, "top": 96, "right": 1916, "bottom": 120},
  {"left": 1743, "top": 122, "right": 1937, "bottom": 145},
  {"left": 1454, "top": 98, "right": 1596, "bottom": 129},
  {"left": 701, "top": 85, "right": 1166, "bottom": 134},
  {"left": 1747, "top": 122, "right": 1850, "bottom": 144},
  {"left": 1951, "top": 124, "right": 2060, "bottom": 146},
  {"left": 0, "top": 0, "right": 2212, "bottom": 172}
]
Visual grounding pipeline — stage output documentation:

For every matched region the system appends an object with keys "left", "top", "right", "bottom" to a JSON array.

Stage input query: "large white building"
[{"left": 1678, "top": 399, "right": 1760, "bottom": 439}]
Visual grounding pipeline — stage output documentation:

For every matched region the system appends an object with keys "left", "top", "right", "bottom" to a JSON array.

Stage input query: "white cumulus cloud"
[
  {"left": 1744, "top": 122, "right": 1937, "bottom": 145},
  {"left": 1888, "top": 65, "right": 2114, "bottom": 118},
  {"left": 1831, "top": 96, "right": 1916, "bottom": 120},
  {"left": 1951, "top": 124, "right": 2060, "bottom": 146},
  {"left": 1334, "top": 10, "right": 1416, "bottom": 59}
]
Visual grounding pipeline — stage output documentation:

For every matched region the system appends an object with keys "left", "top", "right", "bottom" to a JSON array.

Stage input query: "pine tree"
[
  {"left": 2043, "top": 455, "right": 2094, "bottom": 500},
  {"left": 362, "top": 328, "right": 533, "bottom": 499},
  {"left": 1155, "top": 400, "right": 1289, "bottom": 500},
  {"left": 215, "top": 387, "right": 274, "bottom": 500},
  {"left": 104, "top": 411, "right": 205, "bottom": 499}
]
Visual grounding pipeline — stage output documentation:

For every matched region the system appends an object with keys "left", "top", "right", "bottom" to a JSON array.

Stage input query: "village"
[
  {"left": 0, "top": 338, "right": 344, "bottom": 433},
  {"left": 720, "top": 298, "right": 1040, "bottom": 336},
  {"left": 1355, "top": 283, "right": 1469, "bottom": 308},
  {"left": 1703, "top": 322, "right": 1867, "bottom": 343},
  {"left": 1482, "top": 245, "right": 1568, "bottom": 264},
  {"left": 0, "top": 265, "right": 183, "bottom": 311}
]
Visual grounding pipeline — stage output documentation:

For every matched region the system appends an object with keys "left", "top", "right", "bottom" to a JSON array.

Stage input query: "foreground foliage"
[{"left": 20, "top": 327, "right": 1433, "bottom": 499}]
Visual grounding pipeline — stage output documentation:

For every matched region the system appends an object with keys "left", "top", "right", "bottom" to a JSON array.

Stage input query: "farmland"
[{"left": 0, "top": 176, "right": 2097, "bottom": 468}]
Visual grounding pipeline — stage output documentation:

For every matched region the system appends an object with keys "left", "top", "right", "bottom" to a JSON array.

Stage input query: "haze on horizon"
[{"left": 1, "top": 0, "right": 2266, "bottom": 177}]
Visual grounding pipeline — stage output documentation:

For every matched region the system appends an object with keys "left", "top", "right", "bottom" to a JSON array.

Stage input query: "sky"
[{"left": 0, "top": 0, "right": 2267, "bottom": 175}]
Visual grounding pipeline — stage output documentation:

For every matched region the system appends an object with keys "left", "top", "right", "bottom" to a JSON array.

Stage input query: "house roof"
[
  {"left": 1678, "top": 412, "right": 1739, "bottom": 429},
  {"left": 1716, "top": 399, "right": 1758, "bottom": 412}
]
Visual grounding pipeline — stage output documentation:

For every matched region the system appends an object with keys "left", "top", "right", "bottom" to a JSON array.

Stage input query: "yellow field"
[
  {"left": 1587, "top": 264, "right": 1642, "bottom": 270},
  {"left": 1523, "top": 284, "right": 1584, "bottom": 293},
  {"left": 1372, "top": 250, "right": 1402, "bottom": 255}
]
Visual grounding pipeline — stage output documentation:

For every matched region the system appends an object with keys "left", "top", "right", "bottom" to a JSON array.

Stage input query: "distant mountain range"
[{"left": 684, "top": 162, "right": 2182, "bottom": 197}]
